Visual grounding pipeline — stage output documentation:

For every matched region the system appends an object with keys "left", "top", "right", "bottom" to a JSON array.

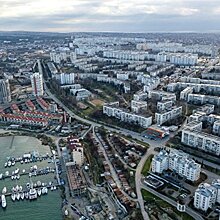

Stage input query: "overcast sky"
[{"left": 0, "top": 0, "right": 220, "bottom": 33}]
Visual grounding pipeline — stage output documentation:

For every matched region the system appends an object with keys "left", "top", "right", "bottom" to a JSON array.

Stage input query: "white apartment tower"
[{"left": 0, "top": 79, "right": 11, "bottom": 103}]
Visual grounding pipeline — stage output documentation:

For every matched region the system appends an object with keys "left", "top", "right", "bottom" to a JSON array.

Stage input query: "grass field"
[{"left": 141, "top": 154, "right": 154, "bottom": 176}]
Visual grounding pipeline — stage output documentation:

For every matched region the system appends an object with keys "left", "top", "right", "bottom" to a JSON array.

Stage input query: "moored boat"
[
  {"left": 37, "top": 188, "right": 41, "bottom": 196},
  {"left": 2, "top": 187, "right": 7, "bottom": 194},
  {"left": 11, "top": 194, "right": 16, "bottom": 202},
  {"left": 16, "top": 193, "right": 20, "bottom": 200},
  {"left": 42, "top": 187, "right": 48, "bottom": 195},
  {"left": 25, "top": 192, "right": 29, "bottom": 199},
  {"left": 20, "top": 192, "right": 25, "bottom": 200},
  {"left": 29, "top": 188, "right": 37, "bottom": 200},
  {"left": 1, "top": 195, "right": 6, "bottom": 208}
]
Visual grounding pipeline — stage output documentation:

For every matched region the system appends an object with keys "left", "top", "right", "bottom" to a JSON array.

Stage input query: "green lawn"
[{"left": 141, "top": 154, "right": 154, "bottom": 176}]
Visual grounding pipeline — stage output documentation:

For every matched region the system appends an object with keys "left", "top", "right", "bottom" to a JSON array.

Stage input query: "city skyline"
[{"left": 0, "top": 0, "right": 220, "bottom": 33}]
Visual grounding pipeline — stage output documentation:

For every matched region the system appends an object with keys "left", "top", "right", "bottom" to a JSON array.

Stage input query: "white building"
[
  {"left": 60, "top": 73, "right": 75, "bottom": 85},
  {"left": 181, "top": 127, "right": 220, "bottom": 156},
  {"left": 213, "top": 120, "right": 220, "bottom": 136},
  {"left": 0, "top": 79, "right": 11, "bottom": 103},
  {"left": 30, "top": 72, "right": 44, "bottom": 96},
  {"left": 103, "top": 102, "right": 152, "bottom": 128},
  {"left": 212, "top": 179, "right": 220, "bottom": 204},
  {"left": 155, "top": 106, "right": 182, "bottom": 125},
  {"left": 194, "top": 183, "right": 217, "bottom": 212},
  {"left": 152, "top": 149, "right": 201, "bottom": 182},
  {"left": 152, "top": 150, "right": 169, "bottom": 173},
  {"left": 157, "top": 100, "right": 173, "bottom": 112},
  {"left": 68, "top": 137, "right": 84, "bottom": 167},
  {"left": 70, "top": 87, "right": 92, "bottom": 101},
  {"left": 131, "top": 100, "right": 148, "bottom": 114},
  {"left": 180, "top": 87, "right": 194, "bottom": 100},
  {"left": 148, "top": 90, "right": 176, "bottom": 101}
]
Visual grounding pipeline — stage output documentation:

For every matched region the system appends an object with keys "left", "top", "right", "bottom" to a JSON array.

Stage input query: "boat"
[
  {"left": 20, "top": 192, "right": 25, "bottom": 200},
  {"left": 0, "top": 174, "right": 3, "bottom": 180},
  {"left": 15, "top": 168, "right": 19, "bottom": 174},
  {"left": 1, "top": 195, "right": 6, "bottom": 208},
  {"left": 2, "top": 187, "right": 7, "bottom": 194},
  {"left": 11, "top": 194, "right": 16, "bottom": 201},
  {"left": 17, "top": 174, "right": 20, "bottom": 180},
  {"left": 19, "top": 186, "right": 22, "bottom": 191},
  {"left": 22, "top": 169, "right": 25, "bottom": 173},
  {"left": 12, "top": 161, "right": 15, "bottom": 166},
  {"left": 26, "top": 183, "right": 30, "bottom": 189},
  {"left": 20, "top": 160, "right": 23, "bottom": 164},
  {"left": 29, "top": 173, "right": 32, "bottom": 177},
  {"left": 37, "top": 181, "right": 41, "bottom": 187},
  {"left": 4, "top": 162, "right": 7, "bottom": 168},
  {"left": 5, "top": 171, "right": 9, "bottom": 176},
  {"left": 53, "top": 186, "right": 57, "bottom": 190},
  {"left": 16, "top": 193, "right": 20, "bottom": 200},
  {"left": 29, "top": 189, "right": 37, "bottom": 200},
  {"left": 8, "top": 161, "right": 11, "bottom": 167},
  {"left": 42, "top": 187, "right": 48, "bottom": 195},
  {"left": 34, "top": 183, "right": 37, "bottom": 188},
  {"left": 25, "top": 192, "right": 29, "bottom": 199},
  {"left": 11, "top": 176, "right": 14, "bottom": 180},
  {"left": 37, "top": 188, "right": 41, "bottom": 196},
  {"left": 16, "top": 185, "right": 20, "bottom": 192}
]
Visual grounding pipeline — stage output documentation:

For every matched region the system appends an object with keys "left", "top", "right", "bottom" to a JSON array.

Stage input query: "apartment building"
[
  {"left": 188, "top": 94, "right": 220, "bottom": 106},
  {"left": 0, "top": 79, "right": 11, "bottom": 104},
  {"left": 151, "top": 150, "right": 169, "bottom": 173},
  {"left": 131, "top": 100, "right": 148, "bottom": 114},
  {"left": 181, "top": 127, "right": 220, "bottom": 156},
  {"left": 194, "top": 183, "right": 218, "bottom": 212},
  {"left": 30, "top": 72, "right": 44, "bottom": 96},
  {"left": 213, "top": 120, "right": 220, "bottom": 136},
  {"left": 60, "top": 73, "right": 75, "bottom": 85},
  {"left": 193, "top": 104, "right": 215, "bottom": 115},
  {"left": 212, "top": 179, "right": 220, "bottom": 204},
  {"left": 155, "top": 106, "right": 182, "bottom": 125},
  {"left": 103, "top": 102, "right": 152, "bottom": 128},
  {"left": 180, "top": 87, "right": 194, "bottom": 100},
  {"left": 152, "top": 149, "right": 201, "bottom": 182},
  {"left": 68, "top": 136, "right": 84, "bottom": 167},
  {"left": 116, "top": 73, "right": 129, "bottom": 80},
  {"left": 148, "top": 90, "right": 176, "bottom": 101},
  {"left": 157, "top": 100, "right": 173, "bottom": 111}
]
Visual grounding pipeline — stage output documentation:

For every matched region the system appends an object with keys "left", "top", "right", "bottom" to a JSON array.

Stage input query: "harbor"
[{"left": 0, "top": 135, "right": 62, "bottom": 220}]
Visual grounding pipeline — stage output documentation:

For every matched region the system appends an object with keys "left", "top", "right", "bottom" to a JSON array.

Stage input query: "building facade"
[
  {"left": 0, "top": 79, "right": 11, "bottom": 103},
  {"left": 30, "top": 72, "right": 44, "bottom": 96}
]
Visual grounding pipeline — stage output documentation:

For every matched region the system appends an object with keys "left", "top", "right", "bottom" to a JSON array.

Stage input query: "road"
[
  {"left": 44, "top": 84, "right": 205, "bottom": 220},
  {"left": 140, "top": 183, "right": 204, "bottom": 220},
  {"left": 93, "top": 127, "right": 137, "bottom": 202}
]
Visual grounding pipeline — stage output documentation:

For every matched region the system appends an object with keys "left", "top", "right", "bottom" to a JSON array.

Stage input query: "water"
[{"left": 0, "top": 136, "right": 62, "bottom": 220}]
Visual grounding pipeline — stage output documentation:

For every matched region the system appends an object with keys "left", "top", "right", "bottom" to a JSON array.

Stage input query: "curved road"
[{"left": 45, "top": 85, "right": 204, "bottom": 220}]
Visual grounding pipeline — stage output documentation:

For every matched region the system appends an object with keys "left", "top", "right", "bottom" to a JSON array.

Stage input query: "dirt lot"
[{"left": 90, "top": 99, "right": 104, "bottom": 107}]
